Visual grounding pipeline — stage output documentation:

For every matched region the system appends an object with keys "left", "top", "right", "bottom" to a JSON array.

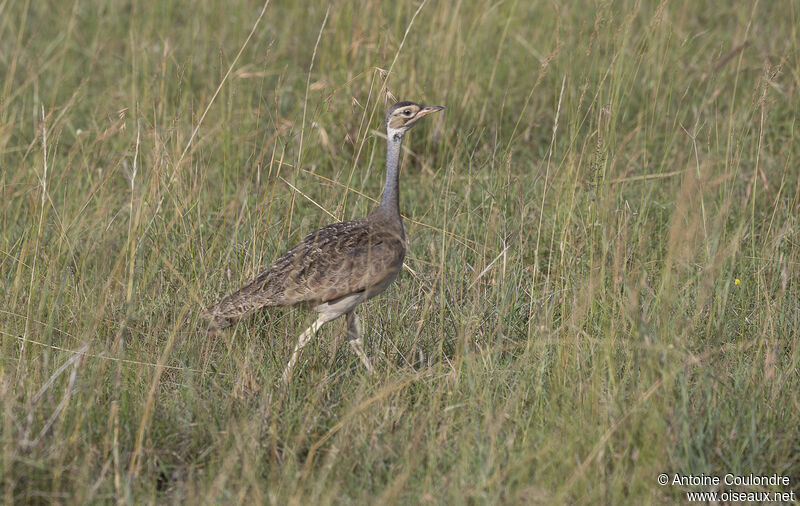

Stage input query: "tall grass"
[{"left": 1, "top": 0, "right": 798, "bottom": 502}]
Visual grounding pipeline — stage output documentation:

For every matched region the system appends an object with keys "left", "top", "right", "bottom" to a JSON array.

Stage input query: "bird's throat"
[{"left": 379, "top": 134, "right": 403, "bottom": 218}]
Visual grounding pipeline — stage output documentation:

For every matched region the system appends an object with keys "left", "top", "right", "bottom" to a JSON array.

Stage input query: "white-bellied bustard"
[{"left": 202, "top": 101, "right": 444, "bottom": 382}]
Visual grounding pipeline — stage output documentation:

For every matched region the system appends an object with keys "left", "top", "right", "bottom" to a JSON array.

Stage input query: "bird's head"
[{"left": 385, "top": 101, "right": 444, "bottom": 140}]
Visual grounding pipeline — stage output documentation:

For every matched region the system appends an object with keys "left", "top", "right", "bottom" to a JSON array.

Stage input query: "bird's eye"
[{"left": 403, "top": 109, "right": 412, "bottom": 116}]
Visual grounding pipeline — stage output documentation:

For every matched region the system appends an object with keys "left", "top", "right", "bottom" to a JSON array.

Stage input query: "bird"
[{"left": 201, "top": 100, "right": 444, "bottom": 382}]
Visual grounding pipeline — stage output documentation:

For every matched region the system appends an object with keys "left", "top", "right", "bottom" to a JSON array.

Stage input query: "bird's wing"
[
  {"left": 266, "top": 218, "right": 406, "bottom": 303},
  {"left": 202, "top": 218, "right": 405, "bottom": 325}
]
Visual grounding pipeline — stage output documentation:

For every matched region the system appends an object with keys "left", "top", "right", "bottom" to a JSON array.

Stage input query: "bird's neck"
[{"left": 379, "top": 132, "right": 403, "bottom": 218}]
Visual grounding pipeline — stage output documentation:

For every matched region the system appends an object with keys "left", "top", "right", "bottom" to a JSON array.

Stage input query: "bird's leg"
[
  {"left": 346, "top": 312, "right": 374, "bottom": 373},
  {"left": 282, "top": 315, "right": 329, "bottom": 384}
]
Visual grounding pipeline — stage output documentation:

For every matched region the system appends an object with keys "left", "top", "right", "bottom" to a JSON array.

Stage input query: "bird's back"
[{"left": 203, "top": 210, "right": 405, "bottom": 328}]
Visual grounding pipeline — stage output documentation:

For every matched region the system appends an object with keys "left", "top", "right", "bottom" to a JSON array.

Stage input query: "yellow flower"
[{"left": 734, "top": 278, "right": 741, "bottom": 285}]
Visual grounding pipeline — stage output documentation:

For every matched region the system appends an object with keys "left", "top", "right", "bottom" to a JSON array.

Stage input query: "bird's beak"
[{"left": 416, "top": 105, "right": 445, "bottom": 118}]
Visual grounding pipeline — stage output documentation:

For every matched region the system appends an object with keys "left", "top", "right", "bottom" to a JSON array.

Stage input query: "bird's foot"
[{"left": 348, "top": 338, "right": 374, "bottom": 374}]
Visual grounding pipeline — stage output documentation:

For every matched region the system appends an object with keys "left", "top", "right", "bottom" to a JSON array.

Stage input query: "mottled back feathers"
[{"left": 202, "top": 209, "right": 405, "bottom": 329}]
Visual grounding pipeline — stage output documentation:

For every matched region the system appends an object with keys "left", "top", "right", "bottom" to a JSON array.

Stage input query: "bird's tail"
[
  {"left": 199, "top": 302, "right": 235, "bottom": 333},
  {"left": 200, "top": 277, "right": 275, "bottom": 332}
]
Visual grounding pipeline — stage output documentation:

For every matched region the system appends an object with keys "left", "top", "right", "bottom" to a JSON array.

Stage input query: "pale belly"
[{"left": 312, "top": 271, "right": 400, "bottom": 316}]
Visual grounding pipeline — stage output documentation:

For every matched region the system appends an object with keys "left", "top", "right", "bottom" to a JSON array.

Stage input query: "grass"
[{"left": 1, "top": 0, "right": 799, "bottom": 503}]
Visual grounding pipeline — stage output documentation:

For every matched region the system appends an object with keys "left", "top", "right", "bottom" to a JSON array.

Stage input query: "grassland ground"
[{"left": 1, "top": 0, "right": 799, "bottom": 503}]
